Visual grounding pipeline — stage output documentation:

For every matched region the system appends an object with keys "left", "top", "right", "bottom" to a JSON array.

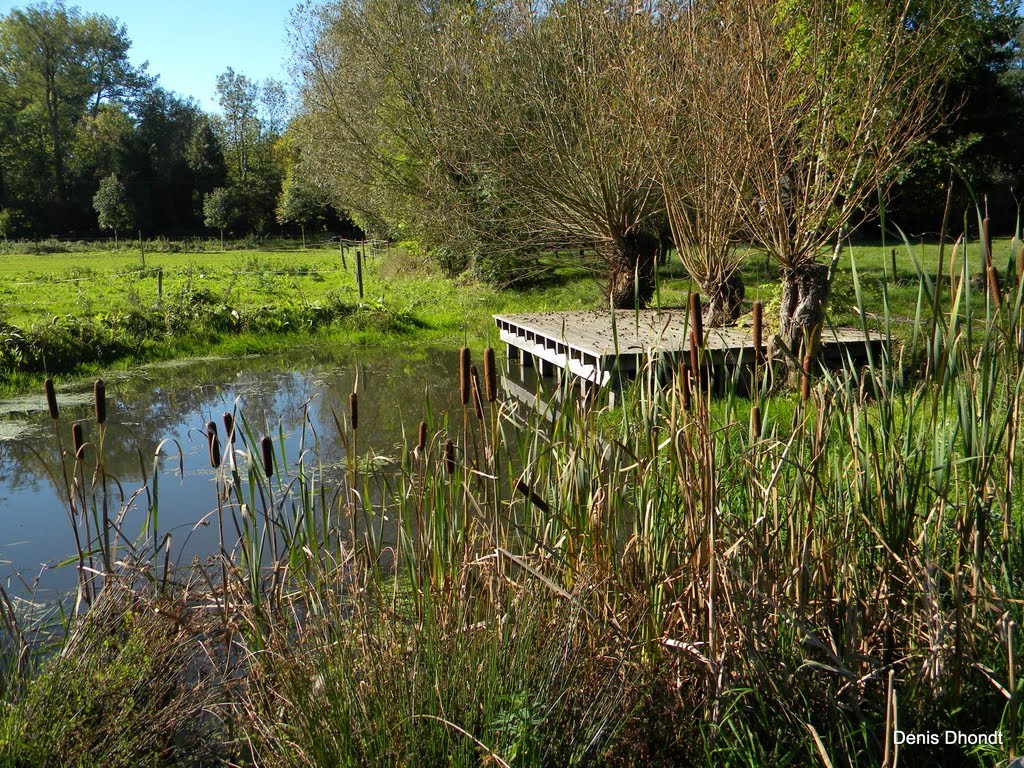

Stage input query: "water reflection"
[{"left": 0, "top": 345, "right": 464, "bottom": 597}]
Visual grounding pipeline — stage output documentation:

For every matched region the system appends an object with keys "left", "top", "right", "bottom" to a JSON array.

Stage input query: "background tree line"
[
  {"left": 0, "top": 2, "right": 347, "bottom": 241},
  {"left": 290, "top": 0, "right": 1024, "bottom": 343},
  {"left": 2, "top": 0, "right": 1024, "bottom": 338}
]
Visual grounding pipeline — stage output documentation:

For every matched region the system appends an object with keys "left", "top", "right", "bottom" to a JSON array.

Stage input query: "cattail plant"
[
  {"left": 800, "top": 354, "right": 812, "bottom": 402},
  {"left": 417, "top": 421, "right": 428, "bottom": 455},
  {"left": 679, "top": 363, "right": 692, "bottom": 411},
  {"left": 93, "top": 379, "right": 106, "bottom": 425},
  {"left": 207, "top": 421, "right": 222, "bottom": 469},
  {"left": 260, "top": 435, "right": 274, "bottom": 479},
  {"left": 223, "top": 412, "right": 236, "bottom": 444},
  {"left": 349, "top": 392, "right": 359, "bottom": 431},
  {"left": 44, "top": 378, "right": 58, "bottom": 421},
  {"left": 689, "top": 292, "right": 704, "bottom": 348},
  {"left": 72, "top": 421, "right": 85, "bottom": 459}
]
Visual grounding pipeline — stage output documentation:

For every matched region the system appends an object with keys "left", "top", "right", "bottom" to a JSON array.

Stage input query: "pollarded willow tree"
[
  {"left": 635, "top": 1, "right": 757, "bottom": 326},
  {"left": 291, "top": 0, "right": 666, "bottom": 305},
  {"left": 454, "top": 0, "right": 667, "bottom": 307},
  {"left": 289, "top": 0, "right": 500, "bottom": 263},
  {"left": 725, "top": 0, "right": 964, "bottom": 350}
]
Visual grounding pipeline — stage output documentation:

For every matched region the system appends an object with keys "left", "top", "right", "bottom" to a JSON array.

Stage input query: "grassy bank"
[
  {"left": 1, "top": 233, "right": 1023, "bottom": 765},
  {"left": 3, "top": 234, "right": 1015, "bottom": 398},
  {"left": 0, "top": 241, "right": 603, "bottom": 397}
]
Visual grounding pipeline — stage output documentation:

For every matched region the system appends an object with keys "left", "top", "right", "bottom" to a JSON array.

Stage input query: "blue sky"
[{"left": 0, "top": 0, "right": 295, "bottom": 111}]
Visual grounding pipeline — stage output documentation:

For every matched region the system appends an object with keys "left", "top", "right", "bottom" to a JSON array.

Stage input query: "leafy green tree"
[
  {"left": 92, "top": 173, "right": 133, "bottom": 245},
  {"left": 277, "top": 172, "right": 326, "bottom": 248},
  {"left": 888, "top": 0, "right": 1024, "bottom": 231},
  {"left": 0, "top": 209, "right": 17, "bottom": 241},
  {"left": 0, "top": 3, "right": 150, "bottom": 228},
  {"left": 203, "top": 187, "right": 235, "bottom": 250},
  {"left": 214, "top": 68, "right": 286, "bottom": 234}
]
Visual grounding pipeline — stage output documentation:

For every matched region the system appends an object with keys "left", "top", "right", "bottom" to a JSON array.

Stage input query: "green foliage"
[
  {"left": 202, "top": 186, "right": 236, "bottom": 234},
  {"left": 92, "top": 173, "right": 134, "bottom": 237},
  {"left": 0, "top": 585, "right": 228, "bottom": 767},
  {"left": 0, "top": 2, "right": 150, "bottom": 232}
]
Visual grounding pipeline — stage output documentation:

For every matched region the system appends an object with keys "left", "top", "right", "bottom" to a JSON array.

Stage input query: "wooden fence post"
[{"left": 356, "top": 249, "right": 364, "bottom": 299}]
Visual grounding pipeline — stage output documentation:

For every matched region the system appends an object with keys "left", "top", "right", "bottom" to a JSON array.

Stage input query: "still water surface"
[{"left": 0, "top": 345, "right": 466, "bottom": 597}]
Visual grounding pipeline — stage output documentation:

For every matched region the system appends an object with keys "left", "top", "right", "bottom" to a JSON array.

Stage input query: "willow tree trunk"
[
  {"left": 704, "top": 273, "right": 746, "bottom": 327},
  {"left": 779, "top": 261, "right": 830, "bottom": 355},
  {"left": 605, "top": 231, "right": 659, "bottom": 309}
]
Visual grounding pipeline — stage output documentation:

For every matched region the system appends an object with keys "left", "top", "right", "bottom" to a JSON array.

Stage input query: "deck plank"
[{"left": 495, "top": 310, "right": 884, "bottom": 377}]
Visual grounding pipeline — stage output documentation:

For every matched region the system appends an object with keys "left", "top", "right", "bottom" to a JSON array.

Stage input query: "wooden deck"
[{"left": 494, "top": 309, "right": 886, "bottom": 387}]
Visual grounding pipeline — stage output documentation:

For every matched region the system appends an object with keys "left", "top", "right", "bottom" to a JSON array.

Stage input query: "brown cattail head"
[
  {"left": 206, "top": 421, "right": 221, "bottom": 469},
  {"left": 483, "top": 347, "right": 497, "bottom": 403},
  {"left": 44, "top": 378, "right": 59, "bottom": 420},
  {"left": 93, "top": 379, "right": 106, "bottom": 425},
  {"left": 443, "top": 439, "right": 456, "bottom": 475},
  {"left": 470, "top": 365, "right": 484, "bottom": 420},
  {"left": 349, "top": 392, "right": 359, "bottom": 431},
  {"left": 1017, "top": 244, "right": 1024, "bottom": 287},
  {"left": 689, "top": 292, "right": 704, "bottom": 347},
  {"left": 72, "top": 421, "right": 85, "bottom": 459},
  {"left": 417, "top": 420, "right": 428, "bottom": 453},
  {"left": 751, "top": 405, "right": 761, "bottom": 440},
  {"left": 459, "top": 347, "right": 471, "bottom": 405},
  {"left": 222, "top": 412, "right": 235, "bottom": 444},
  {"left": 751, "top": 301, "right": 763, "bottom": 360},
  {"left": 260, "top": 435, "right": 274, "bottom": 478},
  {"left": 680, "top": 365, "right": 692, "bottom": 411}
]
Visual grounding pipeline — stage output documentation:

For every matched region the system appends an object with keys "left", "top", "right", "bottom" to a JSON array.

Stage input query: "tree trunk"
[
  {"left": 605, "top": 231, "right": 659, "bottom": 309},
  {"left": 704, "top": 273, "right": 746, "bottom": 327},
  {"left": 220, "top": 228, "right": 225, "bottom": 251},
  {"left": 779, "top": 261, "right": 830, "bottom": 355}
]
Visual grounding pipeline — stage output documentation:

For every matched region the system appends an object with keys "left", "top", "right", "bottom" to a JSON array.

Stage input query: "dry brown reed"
[
  {"left": 470, "top": 365, "right": 484, "bottom": 420},
  {"left": 483, "top": 347, "right": 497, "bottom": 403},
  {"left": 443, "top": 438, "right": 456, "bottom": 475}
]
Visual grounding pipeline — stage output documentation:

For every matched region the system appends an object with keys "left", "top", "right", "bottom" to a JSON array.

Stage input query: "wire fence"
[{"left": 3, "top": 238, "right": 391, "bottom": 287}]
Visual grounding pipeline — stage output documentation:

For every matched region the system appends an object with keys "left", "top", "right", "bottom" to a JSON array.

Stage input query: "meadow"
[
  {"left": 0, "top": 239, "right": 602, "bottom": 396},
  {"left": 0, "top": 230, "right": 1022, "bottom": 766}
]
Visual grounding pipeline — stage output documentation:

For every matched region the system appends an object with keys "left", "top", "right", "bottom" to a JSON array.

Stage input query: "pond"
[{"left": 0, "top": 344, "right": 483, "bottom": 600}]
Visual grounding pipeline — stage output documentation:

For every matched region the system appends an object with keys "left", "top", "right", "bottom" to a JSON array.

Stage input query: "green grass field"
[
  {"left": 0, "top": 242, "right": 603, "bottom": 394},
  {"left": 0, "top": 234, "right": 1016, "bottom": 396},
  {"left": 0, "top": 245, "right": 599, "bottom": 334}
]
